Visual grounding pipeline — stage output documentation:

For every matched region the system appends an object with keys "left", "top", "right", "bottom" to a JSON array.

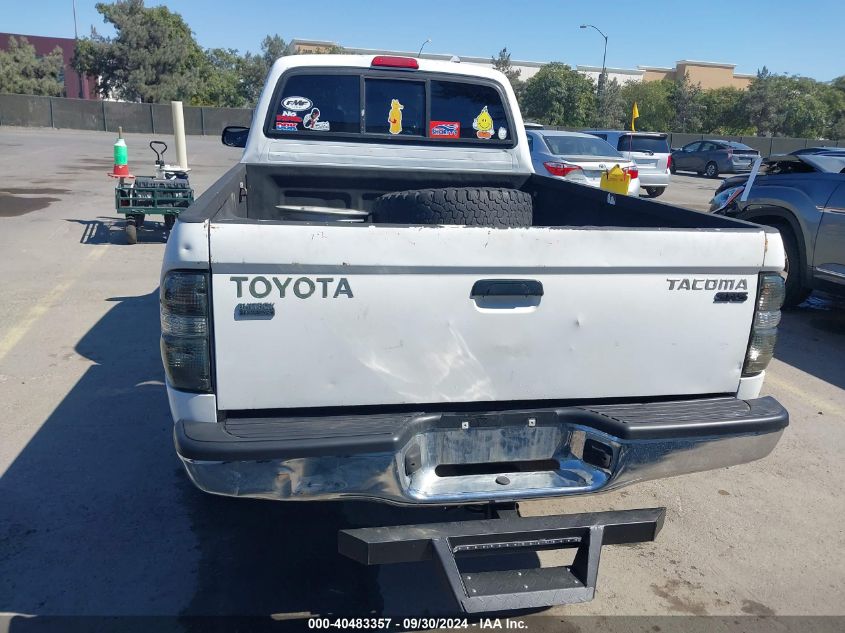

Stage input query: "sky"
[{"left": 2, "top": 0, "right": 843, "bottom": 81}]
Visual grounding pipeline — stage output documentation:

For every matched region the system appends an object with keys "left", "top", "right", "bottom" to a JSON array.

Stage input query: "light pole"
[
  {"left": 72, "top": 0, "right": 84, "bottom": 98},
  {"left": 580, "top": 24, "right": 608, "bottom": 93},
  {"left": 417, "top": 38, "right": 431, "bottom": 58}
]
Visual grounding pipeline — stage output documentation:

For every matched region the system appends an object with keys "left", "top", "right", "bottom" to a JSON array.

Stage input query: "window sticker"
[
  {"left": 282, "top": 96, "right": 313, "bottom": 111},
  {"left": 497, "top": 127, "right": 508, "bottom": 140},
  {"left": 277, "top": 110, "right": 302, "bottom": 123},
  {"left": 388, "top": 99, "right": 404, "bottom": 135},
  {"left": 275, "top": 121, "right": 298, "bottom": 131},
  {"left": 429, "top": 120, "right": 461, "bottom": 139},
  {"left": 303, "top": 107, "right": 330, "bottom": 131},
  {"left": 472, "top": 106, "right": 494, "bottom": 139}
]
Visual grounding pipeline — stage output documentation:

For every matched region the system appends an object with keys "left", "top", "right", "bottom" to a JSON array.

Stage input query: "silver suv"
[{"left": 583, "top": 130, "right": 672, "bottom": 197}]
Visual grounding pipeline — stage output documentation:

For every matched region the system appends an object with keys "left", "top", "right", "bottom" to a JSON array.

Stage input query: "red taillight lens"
[
  {"left": 623, "top": 166, "right": 639, "bottom": 179},
  {"left": 543, "top": 162, "right": 583, "bottom": 177},
  {"left": 667, "top": 155, "right": 672, "bottom": 171},
  {"left": 371, "top": 55, "right": 419, "bottom": 69}
]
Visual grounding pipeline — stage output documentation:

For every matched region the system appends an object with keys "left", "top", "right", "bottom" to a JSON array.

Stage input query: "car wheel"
[
  {"left": 773, "top": 224, "right": 811, "bottom": 307},
  {"left": 644, "top": 187, "right": 665, "bottom": 198},
  {"left": 705, "top": 162, "right": 719, "bottom": 178},
  {"left": 125, "top": 218, "right": 137, "bottom": 245}
]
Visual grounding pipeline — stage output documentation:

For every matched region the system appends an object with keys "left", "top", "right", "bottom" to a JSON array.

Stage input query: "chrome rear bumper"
[{"left": 175, "top": 396, "right": 787, "bottom": 505}]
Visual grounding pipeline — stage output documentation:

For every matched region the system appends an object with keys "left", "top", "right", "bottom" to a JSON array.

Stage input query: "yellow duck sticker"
[
  {"left": 388, "top": 99, "right": 403, "bottom": 135},
  {"left": 472, "top": 105, "right": 494, "bottom": 139}
]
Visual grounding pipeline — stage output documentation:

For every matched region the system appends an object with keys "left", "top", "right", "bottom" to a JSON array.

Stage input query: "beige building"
[
  {"left": 640, "top": 60, "right": 754, "bottom": 90},
  {"left": 287, "top": 40, "right": 754, "bottom": 90}
]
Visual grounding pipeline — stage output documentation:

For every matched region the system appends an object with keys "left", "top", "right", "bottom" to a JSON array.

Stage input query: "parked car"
[
  {"left": 582, "top": 130, "right": 671, "bottom": 197},
  {"left": 711, "top": 154, "right": 845, "bottom": 306},
  {"left": 671, "top": 140, "right": 759, "bottom": 178},
  {"left": 166, "top": 53, "right": 788, "bottom": 614},
  {"left": 526, "top": 129, "right": 640, "bottom": 195}
]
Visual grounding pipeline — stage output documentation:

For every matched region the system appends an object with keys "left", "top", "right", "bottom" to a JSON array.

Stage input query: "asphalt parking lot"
[{"left": 1, "top": 127, "right": 843, "bottom": 626}]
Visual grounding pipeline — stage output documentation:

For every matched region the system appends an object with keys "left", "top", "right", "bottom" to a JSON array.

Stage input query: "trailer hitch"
[{"left": 339, "top": 506, "right": 665, "bottom": 613}]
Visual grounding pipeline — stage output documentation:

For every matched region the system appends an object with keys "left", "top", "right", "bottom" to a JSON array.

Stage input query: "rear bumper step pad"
[{"left": 339, "top": 507, "right": 665, "bottom": 613}]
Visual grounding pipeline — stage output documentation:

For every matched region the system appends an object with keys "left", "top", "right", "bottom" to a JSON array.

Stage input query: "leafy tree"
[
  {"left": 814, "top": 80, "right": 845, "bottom": 139},
  {"left": 744, "top": 68, "right": 832, "bottom": 138},
  {"left": 492, "top": 47, "right": 524, "bottom": 100},
  {"left": 697, "top": 87, "right": 751, "bottom": 135},
  {"left": 831, "top": 75, "right": 845, "bottom": 92},
  {"left": 521, "top": 62, "right": 595, "bottom": 127},
  {"left": 590, "top": 78, "right": 627, "bottom": 128},
  {"left": 0, "top": 36, "right": 65, "bottom": 96},
  {"left": 670, "top": 72, "right": 703, "bottom": 132},
  {"left": 195, "top": 48, "right": 248, "bottom": 107},
  {"left": 73, "top": 0, "right": 205, "bottom": 102},
  {"left": 618, "top": 79, "right": 674, "bottom": 131}
]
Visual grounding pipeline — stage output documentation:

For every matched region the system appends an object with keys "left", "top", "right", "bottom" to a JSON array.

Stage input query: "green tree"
[
  {"left": 492, "top": 47, "right": 524, "bottom": 100},
  {"left": 195, "top": 48, "right": 248, "bottom": 107},
  {"left": 590, "top": 78, "right": 627, "bottom": 128},
  {"left": 670, "top": 72, "right": 704, "bottom": 132},
  {"left": 814, "top": 80, "right": 845, "bottom": 139},
  {"left": 618, "top": 79, "right": 674, "bottom": 131},
  {"left": 698, "top": 87, "right": 751, "bottom": 134},
  {"left": 73, "top": 0, "right": 205, "bottom": 102},
  {"left": 521, "top": 62, "right": 595, "bottom": 127},
  {"left": 239, "top": 35, "right": 291, "bottom": 104},
  {"left": 744, "top": 68, "right": 833, "bottom": 138},
  {"left": 0, "top": 36, "right": 65, "bottom": 96}
]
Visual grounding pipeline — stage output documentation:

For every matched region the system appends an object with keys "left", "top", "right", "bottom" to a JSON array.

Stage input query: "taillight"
[
  {"left": 544, "top": 161, "right": 583, "bottom": 177},
  {"left": 371, "top": 55, "right": 419, "bottom": 69},
  {"left": 667, "top": 155, "right": 672, "bottom": 171},
  {"left": 161, "top": 271, "right": 212, "bottom": 392},
  {"left": 742, "top": 273, "right": 785, "bottom": 376},
  {"left": 623, "top": 166, "right": 639, "bottom": 179}
]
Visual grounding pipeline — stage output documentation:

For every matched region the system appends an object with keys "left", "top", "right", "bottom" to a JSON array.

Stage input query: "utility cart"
[{"left": 114, "top": 141, "right": 194, "bottom": 244}]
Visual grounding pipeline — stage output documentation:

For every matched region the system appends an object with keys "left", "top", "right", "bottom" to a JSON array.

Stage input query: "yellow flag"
[{"left": 631, "top": 102, "right": 639, "bottom": 131}]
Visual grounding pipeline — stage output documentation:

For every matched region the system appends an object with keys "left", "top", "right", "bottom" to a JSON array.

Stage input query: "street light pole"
[
  {"left": 417, "top": 38, "right": 431, "bottom": 58},
  {"left": 579, "top": 24, "right": 608, "bottom": 92},
  {"left": 72, "top": 0, "right": 84, "bottom": 98}
]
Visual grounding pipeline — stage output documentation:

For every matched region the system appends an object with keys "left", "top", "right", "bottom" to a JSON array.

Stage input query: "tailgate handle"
[{"left": 471, "top": 279, "right": 544, "bottom": 298}]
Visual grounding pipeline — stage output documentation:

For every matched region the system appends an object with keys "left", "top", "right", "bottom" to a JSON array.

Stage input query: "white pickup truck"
[{"left": 160, "top": 54, "right": 788, "bottom": 613}]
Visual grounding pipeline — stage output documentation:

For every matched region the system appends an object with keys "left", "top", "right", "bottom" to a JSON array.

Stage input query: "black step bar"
[{"left": 339, "top": 506, "right": 665, "bottom": 613}]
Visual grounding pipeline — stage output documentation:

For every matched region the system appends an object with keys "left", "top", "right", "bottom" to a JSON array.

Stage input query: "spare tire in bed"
[{"left": 372, "top": 187, "right": 533, "bottom": 227}]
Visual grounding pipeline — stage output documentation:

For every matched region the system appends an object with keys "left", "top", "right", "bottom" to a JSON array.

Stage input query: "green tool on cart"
[{"left": 113, "top": 140, "right": 194, "bottom": 244}]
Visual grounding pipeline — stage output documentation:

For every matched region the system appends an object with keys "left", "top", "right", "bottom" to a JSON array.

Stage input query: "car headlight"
[{"left": 710, "top": 186, "right": 745, "bottom": 213}]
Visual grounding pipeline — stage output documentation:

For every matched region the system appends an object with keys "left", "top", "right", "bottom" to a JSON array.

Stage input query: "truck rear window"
[
  {"left": 365, "top": 79, "right": 425, "bottom": 136},
  {"left": 269, "top": 70, "right": 513, "bottom": 145},
  {"left": 273, "top": 74, "right": 360, "bottom": 133}
]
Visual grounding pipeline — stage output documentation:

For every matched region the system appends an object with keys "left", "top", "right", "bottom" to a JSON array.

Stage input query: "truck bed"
[{"left": 180, "top": 162, "right": 752, "bottom": 230}]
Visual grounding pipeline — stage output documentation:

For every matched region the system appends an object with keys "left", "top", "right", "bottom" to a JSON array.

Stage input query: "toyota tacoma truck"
[{"left": 160, "top": 54, "right": 788, "bottom": 613}]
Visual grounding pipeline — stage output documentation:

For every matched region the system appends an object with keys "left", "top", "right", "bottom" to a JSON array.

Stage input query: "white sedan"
[{"left": 526, "top": 129, "right": 641, "bottom": 195}]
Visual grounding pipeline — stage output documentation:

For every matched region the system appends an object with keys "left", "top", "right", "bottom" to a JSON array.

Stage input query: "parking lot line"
[
  {"left": 765, "top": 370, "right": 845, "bottom": 418},
  {"left": 0, "top": 247, "right": 109, "bottom": 364}
]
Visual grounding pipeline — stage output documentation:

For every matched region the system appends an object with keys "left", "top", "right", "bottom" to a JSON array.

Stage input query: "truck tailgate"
[{"left": 209, "top": 223, "right": 765, "bottom": 410}]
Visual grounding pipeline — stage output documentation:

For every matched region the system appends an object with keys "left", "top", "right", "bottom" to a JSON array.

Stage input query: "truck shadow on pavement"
[
  {"left": 775, "top": 292, "right": 845, "bottom": 390},
  {"left": 0, "top": 289, "right": 534, "bottom": 628}
]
